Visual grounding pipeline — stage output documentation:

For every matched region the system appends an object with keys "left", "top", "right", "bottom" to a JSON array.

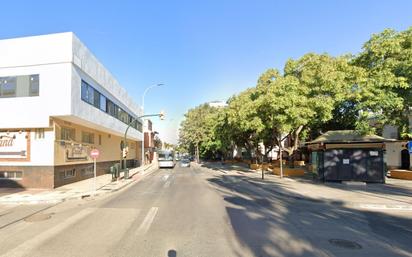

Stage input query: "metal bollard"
[{"left": 124, "top": 168, "right": 129, "bottom": 179}]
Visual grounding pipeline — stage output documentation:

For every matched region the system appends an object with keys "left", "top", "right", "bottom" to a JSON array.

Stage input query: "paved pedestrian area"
[
  {"left": 0, "top": 163, "right": 157, "bottom": 205},
  {"left": 200, "top": 162, "right": 412, "bottom": 212}
]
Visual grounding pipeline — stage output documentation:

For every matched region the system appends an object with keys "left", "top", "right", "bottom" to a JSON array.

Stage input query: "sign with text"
[
  {"left": 408, "top": 141, "right": 412, "bottom": 154},
  {"left": 65, "top": 143, "right": 88, "bottom": 162},
  {"left": 0, "top": 132, "right": 29, "bottom": 160},
  {"left": 90, "top": 149, "right": 100, "bottom": 159}
]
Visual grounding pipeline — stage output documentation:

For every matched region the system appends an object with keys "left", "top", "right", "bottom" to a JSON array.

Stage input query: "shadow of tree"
[{"left": 207, "top": 173, "right": 412, "bottom": 257}]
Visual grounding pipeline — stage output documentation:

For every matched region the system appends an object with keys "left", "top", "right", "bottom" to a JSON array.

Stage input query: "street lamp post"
[
  {"left": 141, "top": 84, "right": 163, "bottom": 167},
  {"left": 122, "top": 112, "right": 165, "bottom": 179}
]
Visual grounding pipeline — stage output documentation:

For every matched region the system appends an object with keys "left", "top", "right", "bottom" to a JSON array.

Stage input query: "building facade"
[
  {"left": 144, "top": 119, "right": 156, "bottom": 164},
  {"left": 0, "top": 32, "right": 143, "bottom": 188}
]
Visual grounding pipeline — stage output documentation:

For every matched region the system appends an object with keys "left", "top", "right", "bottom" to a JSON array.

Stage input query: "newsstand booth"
[{"left": 307, "top": 131, "right": 391, "bottom": 183}]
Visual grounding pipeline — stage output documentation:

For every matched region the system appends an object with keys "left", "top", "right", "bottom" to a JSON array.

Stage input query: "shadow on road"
[{"left": 207, "top": 174, "right": 412, "bottom": 257}]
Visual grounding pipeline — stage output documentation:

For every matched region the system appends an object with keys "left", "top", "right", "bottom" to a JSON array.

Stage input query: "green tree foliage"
[
  {"left": 179, "top": 104, "right": 230, "bottom": 160},
  {"left": 354, "top": 27, "right": 412, "bottom": 138},
  {"left": 179, "top": 26, "right": 412, "bottom": 161}
]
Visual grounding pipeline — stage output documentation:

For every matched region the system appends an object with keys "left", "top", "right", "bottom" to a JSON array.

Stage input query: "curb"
[
  {"left": 202, "top": 162, "right": 412, "bottom": 212},
  {"left": 0, "top": 164, "right": 158, "bottom": 205}
]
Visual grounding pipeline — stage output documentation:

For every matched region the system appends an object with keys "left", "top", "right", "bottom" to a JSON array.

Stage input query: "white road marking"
[
  {"left": 136, "top": 207, "right": 159, "bottom": 235},
  {"left": 0, "top": 208, "right": 95, "bottom": 257},
  {"left": 162, "top": 174, "right": 170, "bottom": 181},
  {"left": 358, "top": 203, "right": 412, "bottom": 211},
  {"left": 164, "top": 180, "right": 171, "bottom": 188},
  {"left": 218, "top": 169, "right": 228, "bottom": 174}
]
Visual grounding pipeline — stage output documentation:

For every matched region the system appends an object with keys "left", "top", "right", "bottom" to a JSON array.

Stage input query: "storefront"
[{"left": 307, "top": 130, "right": 391, "bottom": 183}]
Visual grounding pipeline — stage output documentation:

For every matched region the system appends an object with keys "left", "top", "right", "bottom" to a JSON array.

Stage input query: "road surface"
[{"left": 0, "top": 163, "right": 411, "bottom": 257}]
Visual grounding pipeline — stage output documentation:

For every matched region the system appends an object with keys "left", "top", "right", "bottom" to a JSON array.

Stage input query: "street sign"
[
  {"left": 90, "top": 149, "right": 100, "bottom": 193},
  {"left": 91, "top": 149, "right": 100, "bottom": 159},
  {"left": 408, "top": 141, "right": 412, "bottom": 154}
]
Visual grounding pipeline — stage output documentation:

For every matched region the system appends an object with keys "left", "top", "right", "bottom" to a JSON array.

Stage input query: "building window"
[
  {"left": 60, "top": 169, "right": 76, "bottom": 180},
  {"left": 35, "top": 128, "right": 45, "bottom": 139},
  {"left": 81, "top": 166, "right": 94, "bottom": 177},
  {"left": 0, "top": 74, "right": 39, "bottom": 98},
  {"left": 106, "top": 99, "right": 116, "bottom": 117},
  {"left": 0, "top": 171, "right": 23, "bottom": 180},
  {"left": 98, "top": 135, "right": 102, "bottom": 145},
  {"left": 99, "top": 94, "right": 106, "bottom": 112},
  {"left": 80, "top": 79, "right": 142, "bottom": 132},
  {"left": 29, "top": 75, "right": 39, "bottom": 96},
  {"left": 61, "top": 127, "right": 75, "bottom": 141},
  {"left": 93, "top": 89, "right": 100, "bottom": 108},
  {"left": 0, "top": 77, "right": 16, "bottom": 97},
  {"left": 82, "top": 131, "right": 95, "bottom": 144},
  {"left": 81, "top": 81, "right": 88, "bottom": 102}
]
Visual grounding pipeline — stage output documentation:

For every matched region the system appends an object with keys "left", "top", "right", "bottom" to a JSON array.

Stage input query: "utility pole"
[
  {"left": 141, "top": 84, "right": 163, "bottom": 168},
  {"left": 122, "top": 112, "right": 165, "bottom": 179}
]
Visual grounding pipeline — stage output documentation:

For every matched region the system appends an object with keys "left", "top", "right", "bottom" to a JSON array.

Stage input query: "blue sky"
[{"left": 2, "top": 0, "right": 412, "bottom": 143}]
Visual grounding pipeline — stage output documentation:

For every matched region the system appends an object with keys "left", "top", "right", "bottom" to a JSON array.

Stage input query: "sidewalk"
[
  {"left": 200, "top": 162, "right": 412, "bottom": 212},
  {"left": 0, "top": 163, "right": 158, "bottom": 205}
]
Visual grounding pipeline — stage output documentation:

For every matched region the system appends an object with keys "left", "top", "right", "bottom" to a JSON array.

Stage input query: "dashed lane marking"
[{"left": 136, "top": 207, "right": 159, "bottom": 236}]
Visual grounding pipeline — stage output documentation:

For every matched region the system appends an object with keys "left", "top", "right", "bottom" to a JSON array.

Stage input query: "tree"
[
  {"left": 226, "top": 88, "right": 265, "bottom": 162},
  {"left": 283, "top": 53, "right": 366, "bottom": 139},
  {"left": 179, "top": 104, "right": 222, "bottom": 162},
  {"left": 354, "top": 27, "right": 412, "bottom": 138},
  {"left": 154, "top": 136, "right": 162, "bottom": 150}
]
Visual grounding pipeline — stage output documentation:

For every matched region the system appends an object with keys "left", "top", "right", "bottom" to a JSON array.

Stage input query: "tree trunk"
[
  {"left": 279, "top": 142, "right": 283, "bottom": 179},
  {"left": 196, "top": 143, "right": 200, "bottom": 164}
]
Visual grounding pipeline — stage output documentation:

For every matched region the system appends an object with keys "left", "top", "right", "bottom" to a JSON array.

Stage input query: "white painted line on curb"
[
  {"left": 0, "top": 208, "right": 95, "bottom": 257},
  {"left": 136, "top": 207, "right": 159, "bottom": 236},
  {"left": 357, "top": 203, "right": 412, "bottom": 211},
  {"left": 218, "top": 169, "right": 228, "bottom": 174}
]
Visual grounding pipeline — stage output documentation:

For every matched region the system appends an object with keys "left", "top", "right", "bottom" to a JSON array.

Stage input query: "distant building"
[
  {"left": 208, "top": 101, "right": 228, "bottom": 108},
  {"left": 144, "top": 119, "right": 156, "bottom": 164}
]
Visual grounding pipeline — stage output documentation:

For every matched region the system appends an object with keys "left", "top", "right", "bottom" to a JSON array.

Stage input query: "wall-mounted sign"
[
  {"left": 408, "top": 141, "right": 412, "bottom": 154},
  {"left": 65, "top": 143, "right": 88, "bottom": 162},
  {"left": 369, "top": 151, "right": 379, "bottom": 156},
  {"left": 0, "top": 131, "right": 30, "bottom": 161},
  {"left": 342, "top": 159, "right": 350, "bottom": 164}
]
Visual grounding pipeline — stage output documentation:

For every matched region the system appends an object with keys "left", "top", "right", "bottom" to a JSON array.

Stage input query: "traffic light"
[
  {"left": 159, "top": 111, "right": 165, "bottom": 120},
  {"left": 122, "top": 147, "right": 128, "bottom": 158}
]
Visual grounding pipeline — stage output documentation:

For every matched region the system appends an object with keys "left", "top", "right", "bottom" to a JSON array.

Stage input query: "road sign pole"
[
  {"left": 90, "top": 149, "right": 100, "bottom": 194},
  {"left": 93, "top": 157, "right": 97, "bottom": 192}
]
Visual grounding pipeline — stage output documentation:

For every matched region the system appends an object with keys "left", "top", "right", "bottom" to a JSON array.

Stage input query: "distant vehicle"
[
  {"left": 180, "top": 158, "right": 190, "bottom": 168},
  {"left": 158, "top": 150, "right": 175, "bottom": 168}
]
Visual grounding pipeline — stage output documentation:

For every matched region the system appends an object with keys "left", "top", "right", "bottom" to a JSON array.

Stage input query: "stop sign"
[{"left": 90, "top": 149, "right": 100, "bottom": 159}]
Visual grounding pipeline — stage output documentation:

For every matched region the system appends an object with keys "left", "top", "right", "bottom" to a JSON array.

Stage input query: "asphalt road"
[{"left": 0, "top": 163, "right": 411, "bottom": 257}]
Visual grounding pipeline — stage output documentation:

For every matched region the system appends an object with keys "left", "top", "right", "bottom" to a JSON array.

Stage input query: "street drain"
[
  {"left": 328, "top": 239, "right": 362, "bottom": 249},
  {"left": 24, "top": 213, "right": 52, "bottom": 222}
]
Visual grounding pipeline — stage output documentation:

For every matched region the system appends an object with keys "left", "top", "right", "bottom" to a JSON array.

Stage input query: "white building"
[
  {"left": 0, "top": 32, "right": 143, "bottom": 188},
  {"left": 208, "top": 101, "right": 228, "bottom": 108}
]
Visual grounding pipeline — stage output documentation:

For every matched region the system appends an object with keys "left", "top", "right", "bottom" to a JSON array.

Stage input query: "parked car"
[{"left": 180, "top": 158, "right": 190, "bottom": 168}]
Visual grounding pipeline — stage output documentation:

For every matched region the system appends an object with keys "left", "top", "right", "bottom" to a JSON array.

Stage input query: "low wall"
[{"left": 272, "top": 167, "right": 305, "bottom": 176}]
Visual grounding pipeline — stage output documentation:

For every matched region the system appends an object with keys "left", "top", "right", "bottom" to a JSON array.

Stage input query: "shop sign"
[
  {"left": 65, "top": 143, "right": 88, "bottom": 161},
  {"left": 0, "top": 132, "right": 28, "bottom": 159}
]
